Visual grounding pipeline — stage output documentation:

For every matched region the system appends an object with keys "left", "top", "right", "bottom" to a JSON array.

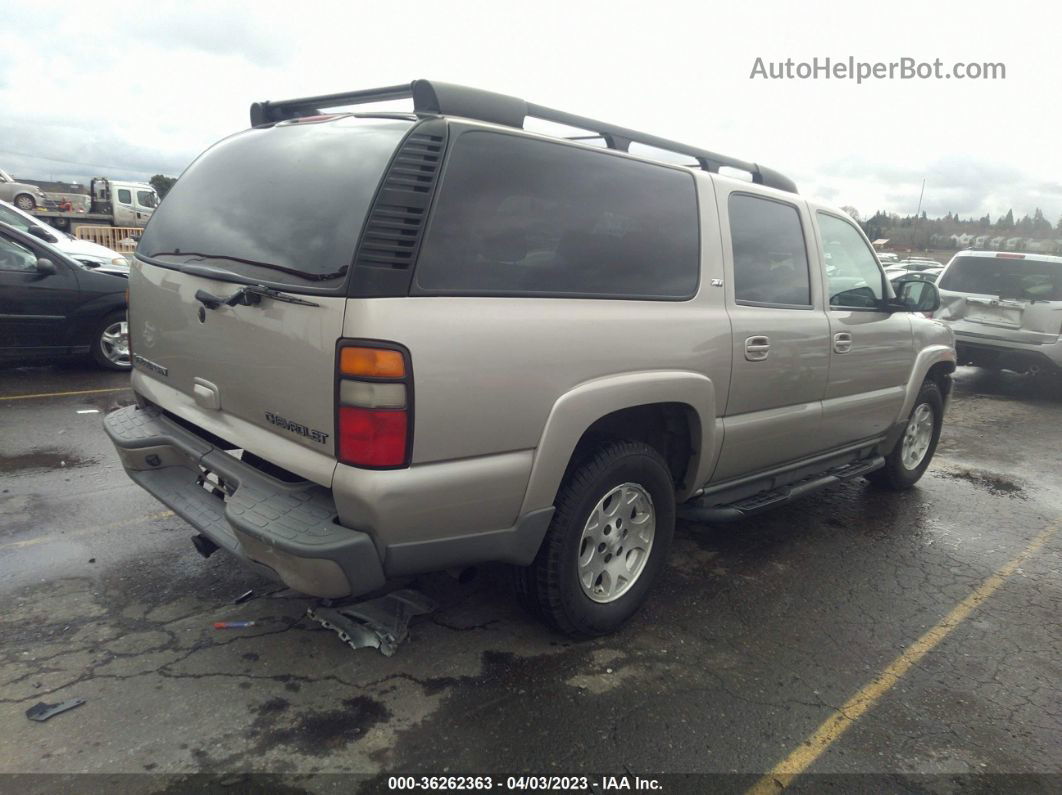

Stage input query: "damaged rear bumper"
[{"left": 103, "top": 404, "right": 385, "bottom": 599}]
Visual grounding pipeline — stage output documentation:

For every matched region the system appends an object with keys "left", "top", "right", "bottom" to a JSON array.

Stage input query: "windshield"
[
  {"left": 137, "top": 116, "right": 412, "bottom": 287},
  {"left": 0, "top": 169, "right": 11, "bottom": 182},
  {"left": 940, "top": 256, "right": 1062, "bottom": 301}
]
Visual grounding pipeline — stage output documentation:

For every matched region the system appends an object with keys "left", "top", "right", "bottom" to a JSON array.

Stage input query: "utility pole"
[{"left": 914, "top": 178, "right": 926, "bottom": 252}]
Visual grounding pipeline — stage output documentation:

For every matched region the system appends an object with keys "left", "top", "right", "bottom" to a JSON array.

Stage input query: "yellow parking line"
[
  {"left": 0, "top": 510, "right": 175, "bottom": 551},
  {"left": 0, "top": 386, "right": 130, "bottom": 401},
  {"left": 748, "top": 523, "right": 1058, "bottom": 794}
]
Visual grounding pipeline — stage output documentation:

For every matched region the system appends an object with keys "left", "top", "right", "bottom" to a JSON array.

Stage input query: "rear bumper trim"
[{"left": 104, "top": 404, "right": 385, "bottom": 598}]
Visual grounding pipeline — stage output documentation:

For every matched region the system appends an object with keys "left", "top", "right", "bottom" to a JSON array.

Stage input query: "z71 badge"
[{"left": 265, "top": 411, "right": 329, "bottom": 444}]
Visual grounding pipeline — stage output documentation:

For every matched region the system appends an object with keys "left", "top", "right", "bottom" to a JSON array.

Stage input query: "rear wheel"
[
  {"left": 14, "top": 193, "right": 36, "bottom": 211},
  {"left": 91, "top": 311, "right": 131, "bottom": 371},
  {"left": 868, "top": 381, "right": 943, "bottom": 490},
  {"left": 514, "top": 440, "right": 675, "bottom": 637}
]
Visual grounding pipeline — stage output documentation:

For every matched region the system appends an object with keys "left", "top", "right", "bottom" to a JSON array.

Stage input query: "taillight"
[{"left": 335, "top": 342, "right": 411, "bottom": 469}]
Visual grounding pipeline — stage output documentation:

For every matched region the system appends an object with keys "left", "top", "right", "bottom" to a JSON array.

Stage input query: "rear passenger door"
[
  {"left": 813, "top": 211, "right": 914, "bottom": 449},
  {"left": 711, "top": 187, "right": 831, "bottom": 482}
]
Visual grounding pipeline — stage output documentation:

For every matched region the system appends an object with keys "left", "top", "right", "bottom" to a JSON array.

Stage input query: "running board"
[{"left": 677, "top": 456, "right": 885, "bottom": 524}]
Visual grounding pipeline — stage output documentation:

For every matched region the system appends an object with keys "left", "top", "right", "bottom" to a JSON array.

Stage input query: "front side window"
[
  {"left": 818, "top": 212, "right": 885, "bottom": 309},
  {"left": 729, "top": 194, "right": 811, "bottom": 306},
  {"left": 136, "top": 190, "right": 157, "bottom": 208},
  {"left": 0, "top": 203, "right": 32, "bottom": 232},
  {"left": 117, "top": 189, "right": 132, "bottom": 205},
  {"left": 0, "top": 234, "right": 39, "bottom": 272},
  {"left": 413, "top": 131, "right": 700, "bottom": 299}
]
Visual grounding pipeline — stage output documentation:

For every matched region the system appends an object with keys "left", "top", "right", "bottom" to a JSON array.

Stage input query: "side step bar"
[{"left": 677, "top": 456, "right": 885, "bottom": 524}]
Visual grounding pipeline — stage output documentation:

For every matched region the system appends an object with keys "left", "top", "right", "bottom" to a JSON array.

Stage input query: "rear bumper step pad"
[{"left": 104, "top": 404, "right": 385, "bottom": 599}]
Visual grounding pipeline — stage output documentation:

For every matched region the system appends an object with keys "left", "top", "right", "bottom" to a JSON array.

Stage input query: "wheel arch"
[
  {"left": 897, "top": 344, "right": 956, "bottom": 423},
  {"left": 519, "top": 371, "right": 719, "bottom": 515}
]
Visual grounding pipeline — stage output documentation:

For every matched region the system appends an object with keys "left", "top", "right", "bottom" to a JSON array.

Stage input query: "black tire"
[
  {"left": 514, "top": 440, "right": 675, "bottom": 638},
  {"left": 90, "top": 310, "right": 131, "bottom": 371},
  {"left": 14, "top": 193, "right": 36, "bottom": 211},
  {"left": 868, "top": 381, "right": 943, "bottom": 490}
]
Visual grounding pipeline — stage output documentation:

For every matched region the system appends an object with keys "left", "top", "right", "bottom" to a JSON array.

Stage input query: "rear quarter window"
[{"left": 412, "top": 131, "right": 700, "bottom": 299}]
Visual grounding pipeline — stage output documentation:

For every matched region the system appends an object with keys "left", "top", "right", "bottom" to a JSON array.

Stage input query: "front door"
[
  {"left": 712, "top": 188, "right": 831, "bottom": 482},
  {"left": 814, "top": 211, "right": 914, "bottom": 450},
  {"left": 0, "top": 231, "right": 81, "bottom": 354},
  {"left": 113, "top": 187, "right": 136, "bottom": 226}
]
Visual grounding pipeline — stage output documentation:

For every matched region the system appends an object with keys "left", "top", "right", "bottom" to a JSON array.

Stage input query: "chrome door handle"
[
  {"left": 745, "top": 335, "right": 770, "bottom": 361},
  {"left": 833, "top": 332, "right": 853, "bottom": 353}
]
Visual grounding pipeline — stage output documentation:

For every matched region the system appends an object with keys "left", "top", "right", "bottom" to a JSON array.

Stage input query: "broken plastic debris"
[
  {"left": 307, "top": 589, "right": 437, "bottom": 656},
  {"left": 26, "top": 698, "right": 85, "bottom": 722},
  {"left": 213, "top": 621, "right": 256, "bottom": 629}
]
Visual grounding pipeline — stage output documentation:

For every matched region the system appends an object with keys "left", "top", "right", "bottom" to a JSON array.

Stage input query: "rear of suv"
[
  {"left": 105, "top": 80, "right": 955, "bottom": 637},
  {"left": 937, "top": 249, "right": 1062, "bottom": 374}
]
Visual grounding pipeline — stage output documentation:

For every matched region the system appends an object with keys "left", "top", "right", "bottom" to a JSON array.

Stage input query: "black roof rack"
[{"left": 249, "top": 80, "right": 797, "bottom": 194}]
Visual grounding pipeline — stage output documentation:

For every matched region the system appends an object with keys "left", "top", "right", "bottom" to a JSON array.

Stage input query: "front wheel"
[
  {"left": 516, "top": 440, "right": 675, "bottom": 638},
  {"left": 14, "top": 193, "right": 37, "bottom": 211},
  {"left": 868, "top": 381, "right": 943, "bottom": 490},
  {"left": 91, "top": 311, "right": 131, "bottom": 371}
]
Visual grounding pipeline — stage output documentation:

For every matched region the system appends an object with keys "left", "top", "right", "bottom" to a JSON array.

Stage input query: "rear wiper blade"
[
  {"left": 147, "top": 251, "right": 347, "bottom": 282},
  {"left": 195, "top": 284, "right": 320, "bottom": 310}
]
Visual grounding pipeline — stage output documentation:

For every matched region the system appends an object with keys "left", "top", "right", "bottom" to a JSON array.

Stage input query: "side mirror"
[
  {"left": 35, "top": 257, "right": 57, "bottom": 276},
  {"left": 891, "top": 278, "right": 941, "bottom": 313},
  {"left": 28, "top": 225, "right": 58, "bottom": 243}
]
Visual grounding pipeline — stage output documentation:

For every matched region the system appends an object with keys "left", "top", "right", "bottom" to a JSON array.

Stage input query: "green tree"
[{"left": 149, "top": 174, "right": 178, "bottom": 200}]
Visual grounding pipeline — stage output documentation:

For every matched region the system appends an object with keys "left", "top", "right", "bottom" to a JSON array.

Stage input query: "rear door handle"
[
  {"left": 833, "top": 332, "right": 853, "bottom": 353},
  {"left": 745, "top": 335, "right": 770, "bottom": 361}
]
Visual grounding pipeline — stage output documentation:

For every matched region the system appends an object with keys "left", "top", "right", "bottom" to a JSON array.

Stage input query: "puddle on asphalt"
[
  {"left": 938, "top": 468, "right": 1025, "bottom": 497},
  {"left": 0, "top": 449, "right": 98, "bottom": 474}
]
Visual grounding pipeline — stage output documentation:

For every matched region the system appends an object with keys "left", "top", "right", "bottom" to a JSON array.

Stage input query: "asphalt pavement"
[{"left": 0, "top": 363, "right": 1059, "bottom": 792}]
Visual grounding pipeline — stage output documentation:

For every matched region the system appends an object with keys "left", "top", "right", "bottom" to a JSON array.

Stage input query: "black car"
[{"left": 0, "top": 221, "right": 129, "bottom": 370}]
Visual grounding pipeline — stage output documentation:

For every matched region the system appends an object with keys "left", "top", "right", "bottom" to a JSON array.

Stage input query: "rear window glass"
[
  {"left": 413, "top": 131, "right": 699, "bottom": 299},
  {"left": 939, "top": 256, "right": 1062, "bottom": 301},
  {"left": 137, "top": 117, "right": 412, "bottom": 287}
]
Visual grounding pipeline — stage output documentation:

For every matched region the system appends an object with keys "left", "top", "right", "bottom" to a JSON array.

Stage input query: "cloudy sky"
[{"left": 3, "top": 0, "right": 1059, "bottom": 222}]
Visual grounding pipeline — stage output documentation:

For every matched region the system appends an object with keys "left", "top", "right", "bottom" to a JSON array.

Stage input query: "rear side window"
[
  {"left": 939, "top": 256, "right": 1062, "bottom": 301},
  {"left": 413, "top": 132, "right": 699, "bottom": 299},
  {"left": 729, "top": 194, "right": 811, "bottom": 306},
  {"left": 117, "top": 189, "right": 132, "bottom": 205}
]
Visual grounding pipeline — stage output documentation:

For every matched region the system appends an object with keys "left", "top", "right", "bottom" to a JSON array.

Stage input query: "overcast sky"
[{"left": 3, "top": 0, "right": 1060, "bottom": 222}]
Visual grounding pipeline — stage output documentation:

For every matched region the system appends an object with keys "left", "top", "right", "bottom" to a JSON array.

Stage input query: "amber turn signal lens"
[{"left": 339, "top": 347, "right": 405, "bottom": 379}]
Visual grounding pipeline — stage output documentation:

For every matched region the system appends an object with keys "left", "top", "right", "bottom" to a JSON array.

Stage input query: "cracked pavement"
[{"left": 0, "top": 364, "right": 1059, "bottom": 788}]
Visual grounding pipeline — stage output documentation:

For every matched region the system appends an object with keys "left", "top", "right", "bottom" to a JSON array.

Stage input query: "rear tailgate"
[
  {"left": 126, "top": 115, "right": 415, "bottom": 486},
  {"left": 129, "top": 261, "right": 347, "bottom": 485},
  {"left": 939, "top": 254, "right": 1062, "bottom": 345}
]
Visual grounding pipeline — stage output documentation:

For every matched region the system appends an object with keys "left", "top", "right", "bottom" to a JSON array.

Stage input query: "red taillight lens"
[
  {"left": 338, "top": 407, "right": 408, "bottom": 468},
  {"left": 335, "top": 340, "right": 412, "bottom": 469}
]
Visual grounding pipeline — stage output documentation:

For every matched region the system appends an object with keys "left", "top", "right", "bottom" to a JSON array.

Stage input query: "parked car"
[
  {"left": 886, "top": 265, "right": 943, "bottom": 284},
  {"left": 0, "top": 200, "right": 130, "bottom": 275},
  {"left": 0, "top": 169, "right": 47, "bottom": 211},
  {"left": 0, "top": 221, "right": 129, "bottom": 370},
  {"left": 895, "top": 259, "right": 943, "bottom": 271},
  {"left": 103, "top": 80, "right": 955, "bottom": 637},
  {"left": 937, "top": 249, "right": 1062, "bottom": 375},
  {"left": 876, "top": 252, "right": 900, "bottom": 265}
]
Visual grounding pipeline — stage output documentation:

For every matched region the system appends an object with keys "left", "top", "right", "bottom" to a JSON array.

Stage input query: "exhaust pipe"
[{"left": 191, "top": 534, "right": 219, "bottom": 559}]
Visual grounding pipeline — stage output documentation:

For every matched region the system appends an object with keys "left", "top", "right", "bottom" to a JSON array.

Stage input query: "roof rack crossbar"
[{"left": 249, "top": 80, "right": 797, "bottom": 193}]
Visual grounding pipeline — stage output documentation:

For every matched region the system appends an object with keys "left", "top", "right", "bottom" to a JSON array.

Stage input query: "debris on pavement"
[
  {"left": 213, "top": 620, "right": 256, "bottom": 629},
  {"left": 307, "top": 588, "right": 437, "bottom": 656},
  {"left": 26, "top": 698, "right": 86, "bottom": 722},
  {"left": 233, "top": 589, "right": 255, "bottom": 605}
]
